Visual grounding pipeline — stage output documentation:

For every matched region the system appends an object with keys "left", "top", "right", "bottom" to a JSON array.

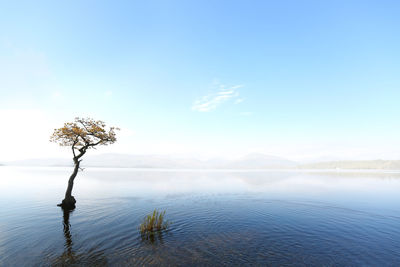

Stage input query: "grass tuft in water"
[{"left": 140, "top": 209, "right": 169, "bottom": 235}]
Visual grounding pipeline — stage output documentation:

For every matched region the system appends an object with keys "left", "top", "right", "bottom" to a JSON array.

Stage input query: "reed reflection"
[{"left": 140, "top": 230, "right": 165, "bottom": 245}]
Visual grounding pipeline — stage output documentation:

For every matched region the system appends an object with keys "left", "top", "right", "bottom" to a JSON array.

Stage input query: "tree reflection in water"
[
  {"left": 51, "top": 210, "right": 108, "bottom": 266},
  {"left": 59, "top": 209, "right": 77, "bottom": 264}
]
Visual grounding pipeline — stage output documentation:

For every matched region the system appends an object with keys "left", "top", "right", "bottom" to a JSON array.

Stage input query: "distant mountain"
[
  {"left": 4, "top": 153, "right": 297, "bottom": 169},
  {"left": 223, "top": 153, "right": 297, "bottom": 169},
  {"left": 5, "top": 157, "right": 72, "bottom": 167},
  {"left": 5, "top": 154, "right": 400, "bottom": 170},
  {"left": 83, "top": 154, "right": 206, "bottom": 169},
  {"left": 298, "top": 160, "right": 400, "bottom": 170},
  {"left": 82, "top": 153, "right": 297, "bottom": 169}
]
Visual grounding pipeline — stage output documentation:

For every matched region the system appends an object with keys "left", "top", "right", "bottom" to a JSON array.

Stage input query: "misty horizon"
[{"left": 3, "top": 152, "right": 400, "bottom": 170}]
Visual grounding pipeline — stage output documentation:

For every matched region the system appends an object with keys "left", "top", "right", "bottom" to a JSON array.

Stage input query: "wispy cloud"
[
  {"left": 234, "top": 98, "right": 244, "bottom": 104},
  {"left": 192, "top": 83, "right": 243, "bottom": 112}
]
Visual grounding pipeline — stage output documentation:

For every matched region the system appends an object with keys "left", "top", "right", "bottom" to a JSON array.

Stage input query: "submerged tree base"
[{"left": 57, "top": 196, "right": 76, "bottom": 210}]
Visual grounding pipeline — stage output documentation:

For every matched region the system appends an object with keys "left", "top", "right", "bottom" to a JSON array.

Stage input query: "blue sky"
[{"left": 1, "top": 0, "right": 400, "bottom": 161}]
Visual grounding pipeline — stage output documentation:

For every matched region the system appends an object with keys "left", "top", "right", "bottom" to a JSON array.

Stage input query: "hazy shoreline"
[
  {"left": 2, "top": 164, "right": 400, "bottom": 173},
  {"left": 2, "top": 153, "right": 400, "bottom": 170}
]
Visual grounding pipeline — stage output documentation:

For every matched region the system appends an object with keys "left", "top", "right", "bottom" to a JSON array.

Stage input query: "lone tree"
[{"left": 50, "top": 117, "right": 119, "bottom": 210}]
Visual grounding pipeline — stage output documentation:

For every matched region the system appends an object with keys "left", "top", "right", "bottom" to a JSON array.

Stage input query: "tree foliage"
[{"left": 50, "top": 117, "right": 119, "bottom": 160}]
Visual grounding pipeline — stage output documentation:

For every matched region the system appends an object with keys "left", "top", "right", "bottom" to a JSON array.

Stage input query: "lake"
[{"left": 1, "top": 166, "right": 400, "bottom": 266}]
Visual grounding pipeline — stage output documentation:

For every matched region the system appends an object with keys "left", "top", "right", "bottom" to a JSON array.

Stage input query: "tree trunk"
[{"left": 58, "top": 158, "right": 80, "bottom": 210}]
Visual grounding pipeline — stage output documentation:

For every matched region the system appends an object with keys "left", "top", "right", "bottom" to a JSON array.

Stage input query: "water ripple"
[{"left": 1, "top": 169, "right": 400, "bottom": 266}]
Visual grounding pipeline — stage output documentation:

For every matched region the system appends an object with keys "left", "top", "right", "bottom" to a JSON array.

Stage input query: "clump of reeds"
[{"left": 139, "top": 209, "right": 169, "bottom": 235}]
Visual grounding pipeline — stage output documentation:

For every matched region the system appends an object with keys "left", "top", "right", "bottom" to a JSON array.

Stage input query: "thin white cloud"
[
  {"left": 234, "top": 98, "right": 244, "bottom": 104},
  {"left": 192, "top": 84, "right": 243, "bottom": 112}
]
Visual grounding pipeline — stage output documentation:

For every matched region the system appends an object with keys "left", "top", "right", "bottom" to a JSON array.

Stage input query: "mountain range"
[
  {"left": 1, "top": 153, "right": 296, "bottom": 169},
  {"left": 2, "top": 153, "right": 400, "bottom": 170}
]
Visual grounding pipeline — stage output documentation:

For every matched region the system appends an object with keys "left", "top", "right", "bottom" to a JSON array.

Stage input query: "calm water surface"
[{"left": 1, "top": 167, "right": 400, "bottom": 266}]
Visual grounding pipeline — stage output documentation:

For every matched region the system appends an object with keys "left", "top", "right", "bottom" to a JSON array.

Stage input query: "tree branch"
[
  {"left": 72, "top": 145, "right": 76, "bottom": 158},
  {"left": 71, "top": 138, "right": 79, "bottom": 158}
]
